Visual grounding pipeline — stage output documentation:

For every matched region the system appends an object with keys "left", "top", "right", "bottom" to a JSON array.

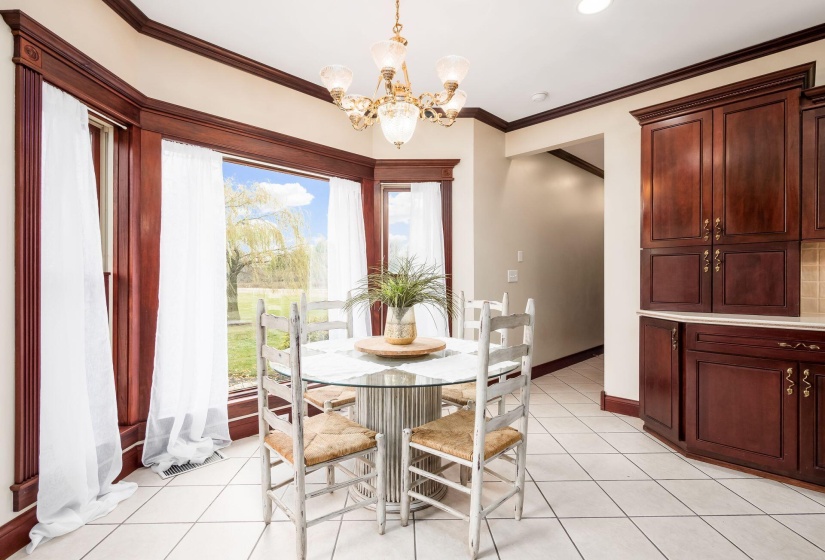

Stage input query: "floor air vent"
[{"left": 158, "top": 450, "right": 227, "bottom": 480}]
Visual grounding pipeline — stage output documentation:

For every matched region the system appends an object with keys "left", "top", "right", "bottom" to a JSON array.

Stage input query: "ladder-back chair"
[
  {"left": 400, "top": 299, "right": 535, "bottom": 560},
  {"left": 256, "top": 300, "right": 386, "bottom": 560}
]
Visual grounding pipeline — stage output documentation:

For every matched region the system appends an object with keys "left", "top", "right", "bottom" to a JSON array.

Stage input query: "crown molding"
[
  {"left": 631, "top": 63, "right": 815, "bottom": 124},
  {"left": 803, "top": 85, "right": 825, "bottom": 107},
  {"left": 93, "top": 1, "right": 825, "bottom": 132},
  {"left": 548, "top": 149, "right": 604, "bottom": 179}
]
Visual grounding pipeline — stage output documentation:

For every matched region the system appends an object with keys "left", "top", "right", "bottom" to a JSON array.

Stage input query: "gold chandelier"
[{"left": 319, "top": 0, "right": 469, "bottom": 148}]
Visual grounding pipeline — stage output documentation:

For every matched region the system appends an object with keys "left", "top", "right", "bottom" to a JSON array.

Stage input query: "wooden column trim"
[{"left": 11, "top": 63, "right": 42, "bottom": 513}]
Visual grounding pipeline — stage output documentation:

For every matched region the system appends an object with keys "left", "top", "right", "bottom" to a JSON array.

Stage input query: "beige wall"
[
  {"left": 505, "top": 40, "right": 825, "bottom": 402},
  {"left": 472, "top": 124, "right": 604, "bottom": 365}
]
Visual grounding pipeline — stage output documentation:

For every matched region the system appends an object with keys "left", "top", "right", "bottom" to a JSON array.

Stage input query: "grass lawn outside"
[{"left": 228, "top": 288, "right": 328, "bottom": 390}]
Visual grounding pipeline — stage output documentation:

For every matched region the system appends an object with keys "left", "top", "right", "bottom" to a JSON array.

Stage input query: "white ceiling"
[{"left": 132, "top": 0, "right": 825, "bottom": 122}]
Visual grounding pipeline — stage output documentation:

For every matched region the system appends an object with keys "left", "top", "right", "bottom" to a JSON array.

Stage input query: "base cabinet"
[
  {"left": 800, "top": 364, "right": 825, "bottom": 484},
  {"left": 685, "top": 351, "right": 798, "bottom": 474},
  {"left": 639, "top": 317, "right": 681, "bottom": 441}
]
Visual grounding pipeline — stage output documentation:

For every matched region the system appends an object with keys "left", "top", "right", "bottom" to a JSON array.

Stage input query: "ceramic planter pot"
[{"left": 384, "top": 306, "right": 417, "bottom": 345}]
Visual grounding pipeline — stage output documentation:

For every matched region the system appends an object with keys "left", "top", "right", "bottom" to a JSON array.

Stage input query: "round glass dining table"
[{"left": 271, "top": 336, "right": 520, "bottom": 512}]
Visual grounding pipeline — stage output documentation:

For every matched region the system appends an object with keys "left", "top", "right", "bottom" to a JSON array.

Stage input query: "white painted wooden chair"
[
  {"left": 442, "top": 291, "right": 510, "bottom": 411},
  {"left": 256, "top": 300, "right": 386, "bottom": 560},
  {"left": 400, "top": 300, "right": 535, "bottom": 560},
  {"left": 299, "top": 292, "right": 357, "bottom": 415}
]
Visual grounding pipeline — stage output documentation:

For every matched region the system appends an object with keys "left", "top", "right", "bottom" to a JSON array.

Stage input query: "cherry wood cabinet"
[
  {"left": 712, "top": 91, "right": 800, "bottom": 244},
  {"left": 639, "top": 317, "right": 682, "bottom": 442},
  {"left": 641, "top": 111, "right": 713, "bottom": 248},
  {"left": 711, "top": 242, "right": 800, "bottom": 316},
  {"left": 685, "top": 350, "right": 799, "bottom": 474},
  {"left": 641, "top": 247, "right": 711, "bottom": 312},
  {"left": 802, "top": 96, "right": 825, "bottom": 239},
  {"left": 800, "top": 364, "right": 825, "bottom": 485}
]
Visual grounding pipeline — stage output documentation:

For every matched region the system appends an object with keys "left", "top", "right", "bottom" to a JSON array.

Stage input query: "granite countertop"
[{"left": 637, "top": 309, "right": 825, "bottom": 331}]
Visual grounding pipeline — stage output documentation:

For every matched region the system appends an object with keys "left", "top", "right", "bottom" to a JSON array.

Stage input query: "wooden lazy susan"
[{"left": 354, "top": 337, "right": 446, "bottom": 358}]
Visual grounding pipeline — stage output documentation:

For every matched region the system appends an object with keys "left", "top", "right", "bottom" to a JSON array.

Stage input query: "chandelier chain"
[{"left": 393, "top": 0, "right": 403, "bottom": 35}]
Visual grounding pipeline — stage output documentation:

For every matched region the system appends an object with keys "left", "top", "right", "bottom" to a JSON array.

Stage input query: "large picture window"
[{"left": 223, "top": 160, "right": 330, "bottom": 390}]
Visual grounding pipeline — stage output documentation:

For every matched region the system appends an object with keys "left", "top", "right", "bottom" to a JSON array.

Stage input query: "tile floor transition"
[{"left": 12, "top": 355, "right": 825, "bottom": 560}]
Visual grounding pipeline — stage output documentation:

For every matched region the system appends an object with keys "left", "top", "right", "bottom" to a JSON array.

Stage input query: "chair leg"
[
  {"left": 322, "top": 402, "right": 336, "bottom": 487},
  {"left": 375, "top": 433, "right": 386, "bottom": 535},
  {"left": 295, "top": 461, "right": 308, "bottom": 560},
  {"left": 514, "top": 441, "right": 528, "bottom": 521},
  {"left": 468, "top": 456, "right": 485, "bottom": 560},
  {"left": 260, "top": 445, "right": 273, "bottom": 524},
  {"left": 459, "top": 465, "right": 470, "bottom": 486},
  {"left": 497, "top": 395, "right": 506, "bottom": 416},
  {"left": 400, "top": 428, "right": 412, "bottom": 527}
]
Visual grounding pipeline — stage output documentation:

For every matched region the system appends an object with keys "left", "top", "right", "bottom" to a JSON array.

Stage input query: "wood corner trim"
[
  {"left": 630, "top": 63, "right": 815, "bottom": 124},
  {"left": 458, "top": 108, "right": 508, "bottom": 132},
  {"left": 548, "top": 149, "right": 604, "bottom": 179},
  {"left": 600, "top": 391, "right": 640, "bottom": 418},
  {"left": 0, "top": 508, "right": 37, "bottom": 559}
]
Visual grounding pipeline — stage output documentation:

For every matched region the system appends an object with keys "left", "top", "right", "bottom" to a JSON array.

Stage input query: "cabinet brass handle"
[
  {"left": 703, "top": 250, "right": 710, "bottom": 273},
  {"left": 786, "top": 368, "right": 795, "bottom": 395},
  {"left": 703, "top": 218, "right": 710, "bottom": 241},
  {"left": 671, "top": 328, "right": 678, "bottom": 350},
  {"left": 714, "top": 217, "right": 722, "bottom": 241},
  {"left": 714, "top": 250, "right": 721, "bottom": 273},
  {"left": 803, "top": 369, "right": 811, "bottom": 398},
  {"left": 778, "top": 342, "right": 821, "bottom": 350}
]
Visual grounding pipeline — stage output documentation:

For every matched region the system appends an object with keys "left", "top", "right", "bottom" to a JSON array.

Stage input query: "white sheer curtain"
[
  {"left": 408, "top": 182, "right": 448, "bottom": 336},
  {"left": 30, "top": 83, "right": 136, "bottom": 552},
  {"left": 143, "top": 140, "right": 230, "bottom": 472},
  {"left": 327, "top": 177, "right": 371, "bottom": 338}
]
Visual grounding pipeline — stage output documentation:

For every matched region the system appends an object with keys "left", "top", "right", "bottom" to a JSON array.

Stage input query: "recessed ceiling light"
[
  {"left": 531, "top": 92, "right": 549, "bottom": 102},
  {"left": 577, "top": 0, "right": 612, "bottom": 15}
]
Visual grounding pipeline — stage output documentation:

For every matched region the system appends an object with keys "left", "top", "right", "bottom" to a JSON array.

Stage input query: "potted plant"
[{"left": 344, "top": 257, "right": 457, "bottom": 345}]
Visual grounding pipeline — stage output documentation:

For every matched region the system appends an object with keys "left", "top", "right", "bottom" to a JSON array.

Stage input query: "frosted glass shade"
[
  {"left": 371, "top": 40, "right": 407, "bottom": 71},
  {"left": 319, "top": 65, "right": 353, "bottom": 92},
  {"left": 378, "top": 101, "right": 418, "bottom": 148},
  {"left": 439, "top": 89, "right": 467, "bottom": 114},
  {"left": 436, "top": 55, "right": 470, "bottom": 85}
]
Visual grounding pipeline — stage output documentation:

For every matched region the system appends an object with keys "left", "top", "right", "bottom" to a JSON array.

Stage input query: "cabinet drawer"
[
  {"left": 641, "top": 247, "right": 712, "bottom": 312},
  {"left": 686, "top": 323, "right": 825, "bottom": 362}
]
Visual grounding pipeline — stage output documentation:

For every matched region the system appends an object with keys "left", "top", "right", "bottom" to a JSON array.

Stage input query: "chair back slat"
[
  {"left": 488, "top": 344, "right": 529, "bottom": 366},
  {"left": 263, "top": 407, "right": 292, "bottom": 434},
  {"left": 489, "top": 313, "right": 531, "bottom": 332},
  {"left": 471, "top": 299, "right": 536, "bottom": 464},
  {"left": 485, "top": 375, "right": 528, "bottom": 401},
  {"left": 263, "top": 375, "right": 292, "bottom": 402},
  {"left": 485, "top": 405, "right": 525, "bottom": 433},
  {"left": 262, "top": 345, "right": 290, "bottom": 367},
  {"left": 456, "top": 291, "right": 509, "bottom": 346},
  {"left": 261, "top": 313, "right": 289, "bottom": 331},
  {"left": 306, "top": 321, "right": 348, "bottom": 333},
  {"left": 300, "top": 292, "right": 354, "bottom": 343}
]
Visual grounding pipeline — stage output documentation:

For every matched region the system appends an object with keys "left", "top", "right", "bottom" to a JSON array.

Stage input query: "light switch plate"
[
  {"left": 517, "top": 251, "right": 524, "bottom": 262},
  {"left": 507, "top": 270, "right": 518, "bottom": 283}
]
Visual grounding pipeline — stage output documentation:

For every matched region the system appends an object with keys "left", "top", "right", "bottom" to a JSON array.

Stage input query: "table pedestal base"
[{"left": 351, "top": 385, "right": 446, "bottom": 512}]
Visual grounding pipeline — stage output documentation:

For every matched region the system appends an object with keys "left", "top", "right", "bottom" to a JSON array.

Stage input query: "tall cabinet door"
[
  {"left": 712, "top": 90, "right": 801, "bottom": 244},
  {"left": 639, "top": 317, "right": 681, "bottom": 441},
  {"left": 641, "top": 111, "right": 713, "bottom": 248},
  {"left": 641, "top": 247, "right": 712, "bottom": 312},
  {"left": 800, "top": 364, "right": 825, "bottom": 485},
  {"left": 802, "top": 106, "right": 825, "bottom": 239},
  {"left": 686, "top": 351, "right": 798, "bottom": 473},
  {"left": 712, "top": 242, "right": 800, "bottom": 316}
]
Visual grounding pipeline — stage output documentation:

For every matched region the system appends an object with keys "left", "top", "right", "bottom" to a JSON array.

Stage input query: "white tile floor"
[{"left": 13, "top": 355, "right": 825, "bottom": 560}]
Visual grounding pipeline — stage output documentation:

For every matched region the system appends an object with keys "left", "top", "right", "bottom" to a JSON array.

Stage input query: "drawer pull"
[
  {"left": 778, "top": 342, "right": 821, "bottom": 350},
  {"left": 702, "top": 250, "right": 709, "bottom": 273},
  {"left": 671, "top": 328, "right": 678, "bottom": 350},
  {"left": 714, "top": 250, "right": 721, "bottom": 272},
  {"left": 803, "top": 369, "right": 811, "bottom": 398},
  {"left": 703, "top": 219, "right": 710, "bottom": 241},
  {"left": 786, "top": 368, "right": 794, "bottom": 396},
  {"left": 714, "top": 217, "right": 722, "bottom": 241}
]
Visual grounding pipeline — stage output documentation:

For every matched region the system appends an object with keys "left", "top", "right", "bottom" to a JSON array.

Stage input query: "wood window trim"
[{"left": 5, "top": 9, "right": 459, "bottom": 511}]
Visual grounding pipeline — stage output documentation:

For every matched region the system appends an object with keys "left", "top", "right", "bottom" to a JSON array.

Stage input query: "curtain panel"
[
  {"left": 327, "top": 177, "right": 371, "bottom": 338},
  {"left": 409, "top": 182, "right": 448, "bottom": 336},
  {"left": 30, "top": 83, "right": 136, "bottom": 552},
  {"left": 143, "top": 140, "right": 230, "bottom": 472}
]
